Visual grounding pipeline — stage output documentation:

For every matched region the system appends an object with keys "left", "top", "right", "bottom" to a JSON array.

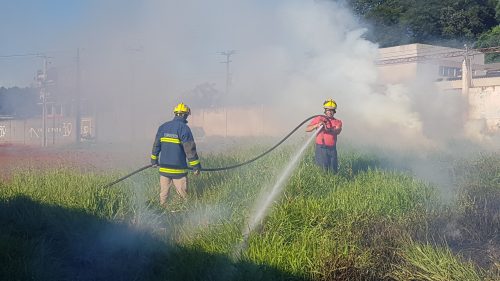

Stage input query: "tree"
[
  {"left": 346, "top": 0, "right": 498, "bottom": 47},
  {"left": 182, "top": 82, "right": 223, "bottom": 108},
  {"left": 495, "top": 0, "right": 500, "bottom": 21},
  {"left": 0, "top": 87, "right": 39, "bottom": 118},
  {"left": 439, "top": 0, "right": 496, "bottom": 41},
  {"left": 475, "top": 25, "right": 500, "bottom": 63},
  {"left": 400, "top": 0, "right": 443, "bottom": 43}
]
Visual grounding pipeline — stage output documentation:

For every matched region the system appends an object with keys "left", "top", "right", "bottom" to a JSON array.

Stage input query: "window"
[{"left": 439, "top": 66, "right": 461, "bottom": 77}]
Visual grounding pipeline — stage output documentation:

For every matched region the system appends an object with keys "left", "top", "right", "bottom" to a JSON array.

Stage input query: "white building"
[{"left": 377, "top": 43, "right": 500, "bottom": 133}]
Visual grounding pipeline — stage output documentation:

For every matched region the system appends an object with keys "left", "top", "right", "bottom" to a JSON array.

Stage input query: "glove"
[
  {"left": 193, "top": 169, "right": 201, "bottom": 176},
  {"left": 151, "top": 160, "right": 159, "bottom": 168}
]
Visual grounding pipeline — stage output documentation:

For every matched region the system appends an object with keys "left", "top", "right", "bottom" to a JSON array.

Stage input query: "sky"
[
  {"left": 0, "top": 0, "right": 284, "bottom": 87},
  {"left": 0, "top": 1, "right": 87, "bottom": 86}
]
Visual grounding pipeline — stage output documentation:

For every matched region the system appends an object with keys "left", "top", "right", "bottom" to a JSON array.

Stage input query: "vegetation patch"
[{"left": 0, "top": 145, "right": 498, "bottom": 280}]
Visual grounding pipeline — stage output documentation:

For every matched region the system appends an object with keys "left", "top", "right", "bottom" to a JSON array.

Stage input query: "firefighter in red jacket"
[
  {"left": 151, "top": 103, "right": 201, "bottom": 206},
  {"left": 306, "top": 99, "right": 343, "bottom": 172}
]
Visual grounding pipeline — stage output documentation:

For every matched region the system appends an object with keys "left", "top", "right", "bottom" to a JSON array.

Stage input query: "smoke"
[
  {"left": 3, "top": 0, "right": 491, "bottom": 149},
  {"left": 4, "top": 1, "right": 498, "bottom": 191},
  {"left": 2, "top": 0, "right": 497, "bottom": 147},
  {"left": 69, "top": 1, "right": 375, "bottom": 144}
]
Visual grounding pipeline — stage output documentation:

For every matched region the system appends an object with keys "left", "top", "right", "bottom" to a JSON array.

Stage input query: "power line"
[
  {"left": 377, "top": 44, "right": 450, "bottom": 58},
  {"left": 376, "top": 46, "right": 500, "bottom": 65},
  {"left": 0, "top": 50, "right": 73, "bottom": 59},
  {"left": 0, "top": 53, "right": 44, "bottom": 59},
  {"left": 379, "top": 47, "right": 464, "bottom": 60}
]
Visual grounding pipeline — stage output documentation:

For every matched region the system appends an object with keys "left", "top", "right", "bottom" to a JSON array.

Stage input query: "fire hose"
[{"left": 102, "top": 114, "right": 324, "bottom": 188}]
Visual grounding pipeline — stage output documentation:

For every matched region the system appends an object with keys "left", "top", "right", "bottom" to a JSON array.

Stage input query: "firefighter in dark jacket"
[
  {"left": 151, "top": 102, "right": 201, "bottom": 206},
  {"left": 306, "top": 99, "right": 343, "bottom": 172}
]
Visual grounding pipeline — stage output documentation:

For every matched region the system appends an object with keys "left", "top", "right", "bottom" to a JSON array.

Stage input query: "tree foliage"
[
  {"left": 496, "top": 0, "right": 500, "bottom": 21},
  {"left": 0, "top": 87, "right": 39, "bottom": 118},
  {"left": 347, "top": 0, "right": 498, "bottom": 47},
  {"left": 475, "top": 25, "right": 500, "bottom": 63}
]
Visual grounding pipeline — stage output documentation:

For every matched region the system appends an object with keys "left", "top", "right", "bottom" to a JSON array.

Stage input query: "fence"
[{"left": 0, "top": 117, "right": 94, "bottom": 146}]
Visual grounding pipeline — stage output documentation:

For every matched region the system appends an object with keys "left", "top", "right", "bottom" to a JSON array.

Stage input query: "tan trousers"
[{"left": 159, "top": 175, "right": 188, "bottom": 205}]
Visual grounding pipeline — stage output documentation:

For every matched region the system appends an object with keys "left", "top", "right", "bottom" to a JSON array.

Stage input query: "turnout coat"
[{"left": 151, "top": 116, "right": 201, "bottom": 178}]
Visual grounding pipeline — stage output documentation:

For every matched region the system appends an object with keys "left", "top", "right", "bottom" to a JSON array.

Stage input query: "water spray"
[
  {"left": 232, "top": 125, "right": 322, "bottom": 260},
  {"left": 101, "top": 115, "right": 325, "bottom": 188}
]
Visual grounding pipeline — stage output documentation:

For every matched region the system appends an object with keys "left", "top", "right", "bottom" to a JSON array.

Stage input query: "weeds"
[{"left": 0, "top": 145, "right": 498, "bottom": 280}]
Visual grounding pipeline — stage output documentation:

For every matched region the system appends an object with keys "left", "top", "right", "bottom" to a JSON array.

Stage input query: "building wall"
[
  {"left": 377, "top": 63, "right": 418, "bottom": 83},
  {"left": 378, "top": 44, "right": 419, "bottom": 82},
  {"left": 468, "top": 84, "right": 500, "bottom": 131},
  {"left": 435, "top": 77, "right": 500, "bottom": 133},
  {"left": 189, "top": 106, "right": 286, "bottom": 137},
  {"left": 377, "top": 43, "right": 485, "bottom": 83},
  {"left": 378, "top": 43, "right": 499, "bottom": 133},
  {"left": 0, "top": 117, "right": 95, "bottom": 145}
]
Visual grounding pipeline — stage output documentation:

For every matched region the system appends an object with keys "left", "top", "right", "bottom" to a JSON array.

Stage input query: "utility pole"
[
  {"left": 40, "top": 55, "right": 48, "bottom": 147},
  {"left": 462, "top": 44, "right": 472, "bottom": 123},
  {"left": 75, "top": 48, "right": 81, "bottom": 144},
  {"left": 219, "top": 50, "right": 236, "bottom": 96},
  {"left": 462, "top": 44, "right": 471, "bottom": 96},
  {"left": 36, "top": 54, "right": 56, "bottom": 147},
  {"left": 218, "top": 50, "right": 236, "bottom": 138}
]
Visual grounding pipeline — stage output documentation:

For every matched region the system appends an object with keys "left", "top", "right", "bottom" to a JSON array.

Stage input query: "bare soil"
[{"left": 0, "top": 144, "right": 117, "bottom": 180}]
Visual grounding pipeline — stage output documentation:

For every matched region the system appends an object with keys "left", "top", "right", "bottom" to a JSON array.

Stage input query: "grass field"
[{"left": 0, "top": 142, "right": 498, "bottom": 281}]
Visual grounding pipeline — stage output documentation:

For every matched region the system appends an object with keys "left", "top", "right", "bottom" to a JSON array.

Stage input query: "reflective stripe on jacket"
[{"left": 151, "top": 116, "right": 201, "bottom": 178}]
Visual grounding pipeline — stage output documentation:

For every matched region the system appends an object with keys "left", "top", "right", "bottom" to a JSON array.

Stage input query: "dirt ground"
[
  {"left": 0, "top": 136, "right": 283, "bottom": 181},
  {"left": 0, "top": 143, "right": 127, "bottom": 180}
]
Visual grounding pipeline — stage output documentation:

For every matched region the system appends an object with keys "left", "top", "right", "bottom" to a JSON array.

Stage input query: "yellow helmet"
[
  {"left": 323, "top": 99, "right": 337, "bottom": 110},
  {"left": 173, "top": 102, "right": 191, "bottom": 115}
]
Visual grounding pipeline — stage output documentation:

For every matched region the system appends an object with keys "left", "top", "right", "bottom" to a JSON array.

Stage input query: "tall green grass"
[
  {"left": 391, "top": 241, "right": 486, "bottom": 281},
  {"left": 0, "top": 144, "right": 498, "bottom": 280}
]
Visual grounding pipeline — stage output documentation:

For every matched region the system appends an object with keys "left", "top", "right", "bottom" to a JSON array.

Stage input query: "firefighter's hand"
[
  {"left": 151, "top": 161, "right": 159, "bottom": 168},
  {"left": 193, "top": 169, "right": 201, "bottom": 176}
]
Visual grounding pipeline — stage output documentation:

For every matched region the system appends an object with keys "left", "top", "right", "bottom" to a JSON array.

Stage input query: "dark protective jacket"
[{"left": 151, "top": 116, "right": 201, "bottom": 178}]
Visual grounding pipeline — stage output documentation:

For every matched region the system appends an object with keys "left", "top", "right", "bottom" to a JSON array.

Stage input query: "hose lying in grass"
[{"left": 102, "top": 114, "right": 324, "bottom": 188}]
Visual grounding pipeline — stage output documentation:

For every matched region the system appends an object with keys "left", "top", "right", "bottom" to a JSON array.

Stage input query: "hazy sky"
[
  {"left": 0, "top": 1, "right": 85, "bottom": 86},
  {"left": 0, "top": 0, "right": 285, "bottom": 87}
]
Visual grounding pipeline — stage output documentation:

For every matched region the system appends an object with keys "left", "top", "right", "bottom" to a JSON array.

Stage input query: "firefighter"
[
  {"left": 150, "top": 102, "right": 201, "bottom": 206},
  {"left": 306, "top": 99, "right": 343, "bottom": 172}
]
